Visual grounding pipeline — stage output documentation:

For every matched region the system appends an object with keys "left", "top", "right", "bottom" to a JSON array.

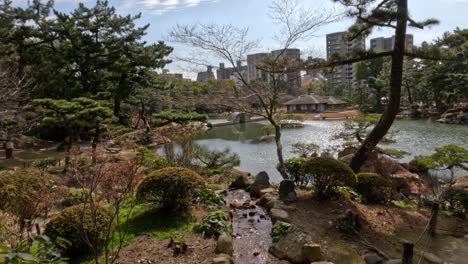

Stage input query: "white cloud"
[{"left": 126, "top": 0, "right": 219, "bottom": 15}]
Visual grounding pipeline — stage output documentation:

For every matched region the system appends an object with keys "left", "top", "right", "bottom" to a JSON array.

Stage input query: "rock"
[
  {"left": 260, "top": 135, "right": 275, "bottom": 142},
  {"left": 215, "top": 234, "right": 233, "bottom": 256},
  {"left": 229, "top": 174, "right": 254, "bottom": 189},
  {"left": 212, "top": 254, "right": 234, "bottom": 264},
  {"left": 259, "top": 188, "right": 276, "bottom": 196},
  {"left": 250, "top": 171, "right": 271, "bottom": 197},
  {"left": 270, "top": 208, "right": 289, "bottom": 223},
  {"left": 364, "top": 253, "right": 385, "bottom": 264},
  {"left": 302, "top": 243, "right": 324, "bottom": 262},
  {"left": 229, "top": 201, "right": 242, "bottom": 209},
  {"left": 269, "top": 224, "right": 311, "bottom": 263},
  {"left": 258, "top": 192, "right": 279, "bottom": 206},
  {"left": 454, "top": 174, "right": 468, "bottom": 190},
  {"left": 384, "top": 260, "right": 401, "bottom": 264},
  {"left": 310, "top": 262, "right": 334, "bottom": 264},
  {"left": 408, "top": 159, "right": 429, "bottom": 173},
  {"left": 338, "top": 147, "right": 357, "bottom": 158},
  {"left": 279, "top": 180, "right": 297, "bottom": 203},
  {"left": 422, "top": 252, "right": 443, "bottom": 264}
]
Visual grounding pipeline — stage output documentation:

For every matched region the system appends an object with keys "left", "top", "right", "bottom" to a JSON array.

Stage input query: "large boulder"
[
  {"left": 279, "top": 180, "right": 297, "bottom": 203},
  {"left": 454, "top": 174, "right": 468, "bottom": 190},
  {"left": 258, "top": 192, "right": 279, "bottom": 206},
  {"left": 250, "top": 171, "right": 270, "bottom": 197},
  {"left": 229, "top": 173, "right": 254, "bottom": 189},
  {"left": 269, "top": 224, "right": 315, "bottom": 263},
  {"left": 215, "top": 234, "right": 233, "bottom": 256},
  {"left": 302, "top": 243, "right": 324, "bottom": 262},
  {"left": 212, "top": 254, "right": 234, "bottom": 264},
  {"left": 270, "top": 208, "right": 289, "bottom": 223}
]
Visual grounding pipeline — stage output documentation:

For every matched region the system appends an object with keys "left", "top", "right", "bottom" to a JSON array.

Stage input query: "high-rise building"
[
  {"left": 216, "top": 61, "right": 248, "bottom": 84},
  {"left": 247, "top": 53, "right": 270, "bottom": 82},
  {"left": 326, "top": 31, "right": 366, "bottom": 85},
  {"left": 196, "top": 65, "right": 215, "bottom": 82},
  {"left": 370, "top": 34, "right": 414, "bottom": 51},
  {"left": 162, "top": 69, "right": 183, "bottom": 79},
  {"left": 271, "top": 48, "right": 301, "bottom": 91}
]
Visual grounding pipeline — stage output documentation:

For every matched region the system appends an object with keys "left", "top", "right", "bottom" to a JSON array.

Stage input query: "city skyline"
[{"left": 15, "top": 0, "right": 468, "bottom": 79}]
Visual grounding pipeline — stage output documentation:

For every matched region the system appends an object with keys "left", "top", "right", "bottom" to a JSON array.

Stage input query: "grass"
[{"left": 393, "top": 199, "right": 418, "bottom": 210}]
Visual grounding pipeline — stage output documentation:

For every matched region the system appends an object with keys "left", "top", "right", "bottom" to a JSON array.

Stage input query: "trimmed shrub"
[
  {"left": 136, "top": 167, "right": 205, "bottom": 210},
  {"left": 193, "top": 209, "right": 230, "bottom": 238},
  {"left": 44, "top": 204, "right": 111, "bottom": 256},
  {"left": 279, "top": 157, "right": 309, "bottom": 187},
  {"left": 356, "top": 173, "right": 393, "bottom": 204},
  {"left": 302, "top": 157, "right": 356, "bottom": 197},
  {"left": 61, "top": 188, "right": 91, "bottom": 207}
]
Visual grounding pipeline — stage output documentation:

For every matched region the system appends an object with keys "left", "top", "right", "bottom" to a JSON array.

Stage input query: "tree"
[
  {"left": 290, "top": 142, "right": 320, "bottom": 158},
  {"left": 170, "top": 0, "right": 338, "bottom": 179},
  {"left": 322, "top": 0, "right": 438, "bottom": 172},
  {"left": 192, "top": 145, "right": 240, "bottom": 175},
  {"left": 33, "top": 98, "right": 116, "bottom": 168}
]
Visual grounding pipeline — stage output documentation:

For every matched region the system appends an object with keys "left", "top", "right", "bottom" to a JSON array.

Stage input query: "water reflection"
[{"left": 194, "top": 119, "right": 468, "bottom": 182}]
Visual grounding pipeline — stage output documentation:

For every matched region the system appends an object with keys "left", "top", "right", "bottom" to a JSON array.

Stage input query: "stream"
[{"left": 223, "top": 189, "right": 283, "bottom": 264}]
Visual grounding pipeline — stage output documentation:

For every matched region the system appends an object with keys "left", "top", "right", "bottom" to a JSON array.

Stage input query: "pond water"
[{"left": 194, "top": 119, "right": 468, "bottom": 183}]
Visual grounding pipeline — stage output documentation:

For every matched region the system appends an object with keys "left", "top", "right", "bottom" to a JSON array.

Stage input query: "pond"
[{"left": 194, "top": 119, "right": 468, "bottom": 183}]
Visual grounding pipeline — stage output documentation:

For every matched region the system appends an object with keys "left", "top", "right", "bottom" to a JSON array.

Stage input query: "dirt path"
[{"left": 224, "top": 189, "right": 283, "bottom": 264}]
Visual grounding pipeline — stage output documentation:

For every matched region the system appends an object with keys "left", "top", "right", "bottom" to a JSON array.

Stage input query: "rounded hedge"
[
  {"left": 136, "top": 167, "right": 205, "bottom": 210},
  {"left": 61, "top": 188, "right": 91, "bottom": 207},
  {"left": 302, "top": 157, "right": 356, "bottom": 197},
  {"left": 280, "top": 157, "right": 309, "bottom": 187},
  {"left": 356, "top": 173, "right": 393, "bottom": 204},
  {"left": 44, "top": 204, "right": 111, "bottom": 256}
]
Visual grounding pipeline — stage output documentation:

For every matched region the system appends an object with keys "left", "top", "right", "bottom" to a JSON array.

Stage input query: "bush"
[
  {"left": 280, "top": 157, "right": 309, "bottom": 187},
  {"left": 302, "top": 157, "right": 356, "bottom": 197},
  {"left": 44, "top": 204, "right": 111, "bottom": 256},
  {"left": 61, "top": 188, "right": 91, "bottom": 207},
  {"left": 356, "top": 173, "right": 393, "bottom": 204},
  {"left": 193, "top": 186, "right": 225, "bottom": 207},
  {"left": 152, "top": 111, "right": 208, "bottom": 126},
  {"left": 136, "top": 167, "right": 205, "bottom": 210},
  {"left": 193, "top": 209, "right": 230, "bottom": 238}
]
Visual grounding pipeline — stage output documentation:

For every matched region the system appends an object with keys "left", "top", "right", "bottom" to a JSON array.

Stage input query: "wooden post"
[
  {"left": 402, "top": 240, "right": 414, "bottom": 264},
  {"left": 429, "top": 201, "right": 439, "bottom": 237},
  {"left": 4, "top": 141, "right": 14, "bottom": 159}
]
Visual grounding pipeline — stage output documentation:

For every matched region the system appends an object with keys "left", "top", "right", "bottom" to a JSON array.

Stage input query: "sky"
[{"left": 14, "top": 0, "right": 468, "bottom": 79}]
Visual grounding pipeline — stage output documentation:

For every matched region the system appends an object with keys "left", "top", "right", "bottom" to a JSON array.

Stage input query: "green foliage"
[
  {"left": 44, "top": 204, "right": 111, "bottom": 256},
  {"left": 302, "top": 157, "right": 357, "bottom": 197},
  {"left": 193, "top": 187, "right": 225, "bottom": 208},
  {"left": 280, "top": 157, "right": 309, "bottom": 187},
  {"left": 271, "top": 222, "right": 289, "bottom": 242},
  {"left": 260, "top": 125, "right": 275, "bottom": 136},
  {"left": 0, "top": 235, "right": 68, "bottom": 264},
  {"left": 32, "top": 158, "right": 57, "bottom": 172},
  {"left": 136, "top": 167, "right": 205, "bottom": 211},
  {"left": 193, "top": 145, "right": 240, "bottom": 175},
  {"left": 336, "top": 187, "right": 363, "bottom": 203},
  {"left": 356, "top": 173, "right": 393, "bottom": 204},
  {"left": 415, "top": 145, "right": 468, "bottom": 170},
  {"left": 136, "top": 147, "right": 171, "bottom": 174},
  {"left": 193, "top": 209, "right": 230, "bottom": 238},
  {"left": 441, "top": 187, "right": 468, "bottom": 214},
  {"left": 152, "top": 111, "right": 208, "bottom": 126},
  {"left": 290, "top": 142, "right": 320, "bottom": 158},
  {"left": 61, "top": 188, "right": 90, "bottom": 208}
]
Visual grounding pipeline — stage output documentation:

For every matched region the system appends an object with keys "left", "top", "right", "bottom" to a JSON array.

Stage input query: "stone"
[
  {"left": 270, "top": 208, "right": 289, "bottom": 223},
  {"left": 269, "top": 224, "right": 310, "bottom": 263},
  {"left": 250, "top": 171, "right": 271, "bottom": 197},
  {"left": 229, "top": 174, "right": 254, "bottom": 189},
  {"left": 212, "top": 254, "right": 234, "bottom": 264},
  {"left": 258, "top": 192, "right": 279, "bottom": 206},
  {"left": 279, "top": 180, "right": 297, "bottom": 203},
  {"left": 302, "top": 243, "right": 324, "bottom": 262},
  {"left": 384, "top": 260, "right": 401, "bottom": 264},
  {"left": 422, "top": 252, "right": 443, "bottom": 264},
  {"left": 259, "top": 188, "right": 276, "bottom": 196},
  {"left": 229, "top": 201, "right": 242, "bottom": 209},
  {"left": 310, "top": 262, "right": 334, "bottom": 264},
  {"left": 215, "top": 234, "right": 233, "bottom": 256},
  {"left": 364, "top": 253, "right": 385, "bottom": 264}
]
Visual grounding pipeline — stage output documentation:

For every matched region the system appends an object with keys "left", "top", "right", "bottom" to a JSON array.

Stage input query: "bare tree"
[
  {"left": 0, "top": 64, "right": 35, "bottom": 159},
  {"left": 169, "top": 0, "right": 339, "bottom": 179}
]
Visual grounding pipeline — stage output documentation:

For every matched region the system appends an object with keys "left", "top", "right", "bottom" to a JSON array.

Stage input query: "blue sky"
[{"left": 15, "top": 0, "right": 468, "bottom": 78}]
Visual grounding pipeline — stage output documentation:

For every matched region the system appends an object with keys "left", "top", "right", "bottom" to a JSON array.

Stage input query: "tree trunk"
[
  {"left": 92, "top": 123, "right": 100, "bottom": 164},
  {"left": 273, "top": 122, "right": 288, "bottom": 180},
  {"left": 402, "top": 240, "right": 414, "bottom": 264},
  {"left": 429, "top": 201, "right": 439, "bottom": 237},
  {"left": 405, "top": 80, "right": 413, "bottom": 105},
  {"left": 114, "top": 95, "right": 123, "bottom": 124},
  {"left": 350, "top": 0, "right": 408, "bottom": 173}
]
